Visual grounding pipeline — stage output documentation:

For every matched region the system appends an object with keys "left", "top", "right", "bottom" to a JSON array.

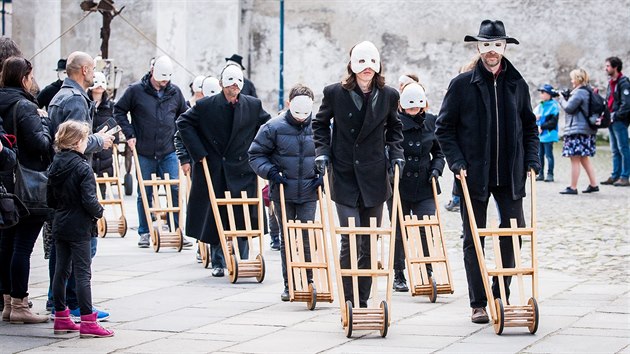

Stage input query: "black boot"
[
  {"left": 280, "top": 285, "right": 290, "bottom": 302},
  {"left": 393, "top": 270, "right": 409, "bottom": 292}
]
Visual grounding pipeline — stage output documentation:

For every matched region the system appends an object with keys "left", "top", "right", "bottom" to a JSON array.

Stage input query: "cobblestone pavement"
[{"left": 0, "top": 144, "right": 628, "bottom": 353}]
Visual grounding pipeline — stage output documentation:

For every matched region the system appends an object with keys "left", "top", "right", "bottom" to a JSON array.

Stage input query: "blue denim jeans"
[
  {"left": 136, "top": 152, "right": 180, "bottom": 235},
  {"left": 539, "top": 142, "right": 555, "bottom": 176},
  {"left": 608, "top": 120, "right": 630, "bottom": 179}
]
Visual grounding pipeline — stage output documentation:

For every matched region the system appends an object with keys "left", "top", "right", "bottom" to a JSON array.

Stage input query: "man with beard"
[
  {"left": 114, "top": 56, "right": 190, "bottom": 249},
  {"left": 176, "top": 64, "right": 270, "bottom": 277},
  {"left": 435, "top": 20, "right": 540, "bottom": 324}
]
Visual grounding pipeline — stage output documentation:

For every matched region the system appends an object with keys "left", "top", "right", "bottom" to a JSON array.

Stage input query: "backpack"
[{"left": 580, "top": 86, "right": 611, "bottom": 130}]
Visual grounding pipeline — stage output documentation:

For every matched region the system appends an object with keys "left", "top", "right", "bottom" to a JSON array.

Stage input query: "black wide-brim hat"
[
  {"left": 225, "top": 54, "right": 245, "bottom": 70},
  {"left": 55, "top": 58, "right": 67, "bottom": 71},
  {"left": 464, "top": 19, "right": 519, "bottom": 44}
]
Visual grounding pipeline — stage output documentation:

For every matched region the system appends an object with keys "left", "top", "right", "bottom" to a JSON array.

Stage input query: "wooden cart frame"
[
  {"left": 323, "top": 166, "right": 401, "bottom": 338},
  {"left": 460, "top": 169, "right": 539, "bottom": 335},
  {"left": 132, "top": 148, "right": 184, "bottom": 252},
  {"left": 279, "top": 183, "right": 334, "bottom": 310},
  {"left": 95, "top": 145, "right": 128, "bottom": 238},
  {"left": 201, "top": 158, "right": 265, "bottom": 283},
  {"left": 397, "top": 177, "right": 454, "bottom": 302}
]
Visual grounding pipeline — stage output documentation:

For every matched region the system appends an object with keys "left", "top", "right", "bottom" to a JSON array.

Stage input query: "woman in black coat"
[
  {"left": 387, "top": 83, "right": 445, "bottom": 292},
  {"left": 312, "top": 41, "right": 403, "bottom": 308},
  {"left": 0, "top": 56, "right": 52, "bottom": 322}
]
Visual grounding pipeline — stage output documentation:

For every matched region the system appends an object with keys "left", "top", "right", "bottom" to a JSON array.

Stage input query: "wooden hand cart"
[
  {"left": 323, "top": 166, "right": 401, "bottom": 338},
  {"left": 132, "top": 148, "right": 184, "bottom": 252},
  {"left": 397, "top": 177, "right": 454, "bottom": 302},
  {"left": 95, "top": 145, "right": 128, "bottom": 238},
  {"left": 279, "top": 183, "right": 334, "bottom": 310},
  {"left": 201, "top": 158, "right": 265, "bottom": 283},
  {"left": 459, "top": 170, "right": 539, "bottom": 335}
]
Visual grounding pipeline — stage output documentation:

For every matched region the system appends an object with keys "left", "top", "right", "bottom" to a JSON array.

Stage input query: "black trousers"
[
  {"left": 460, "top": 185, "right": 524, "bottom": 308},
  {"left": 386, "top": 197, "right": 436, "bottom": 272},
  {"left": 52, "top": 239, "right": 93, "bottom": 315},
  {"left": 336, "top": 202, "right": 383, "bottom": 308}
]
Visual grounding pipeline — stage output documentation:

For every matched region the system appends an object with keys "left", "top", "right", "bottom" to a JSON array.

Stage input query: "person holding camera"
[
  {"left": 534, "top": 84, "right": 560, "bottom": 182},
  {"left": 557, "top": 68, "right": 599, "bottom": 195}
]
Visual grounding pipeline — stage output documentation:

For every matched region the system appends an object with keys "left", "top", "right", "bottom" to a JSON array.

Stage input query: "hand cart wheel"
[
  {"left": 176, "top": 228, "right": 183, "bottom": 252},
  {"left": 97, "top": 218, "right": 107, "bottom": 238},
  {"left": 306, "top": 283, "right": 317, "bottom": 311},
  {"left": 256, "top": 254, "right": 265, "bottom": 283},
  {"left": 494, "top": 298, "right": 505, "bottom": 335},
  {"left": 528, "top": 297, "right": 539, "bottom": 334},
  {"left": 428, "top": 276, "right": 437, "bottom": 303},
  {"left": 152, "top": 226, "right": 161, "bottom": 253},
  {"left": 344, "top": 300, "right": 353, "bottom": 338},
  {"left": 118, "top": 215, "right": 127, "bottom": 237},
  {"left": 124, "top": 173, "right": 133, "bottom": 196},
  {"left": 380, "top": 300, "right": 389, "bottom": 338},
  {"left": 229, "top": 255, "right": 239, "bottom": 284},
  {"left": 200, "top": 242, "right": 210, "bottom": 269}
]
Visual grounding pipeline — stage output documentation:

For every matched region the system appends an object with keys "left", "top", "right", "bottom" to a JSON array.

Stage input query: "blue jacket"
[
  {"left": 534, "top": 99, "right": 559, "bottom": 143},
  {"left": 48, "top": 78, "right": 103, "bottom": 157}
]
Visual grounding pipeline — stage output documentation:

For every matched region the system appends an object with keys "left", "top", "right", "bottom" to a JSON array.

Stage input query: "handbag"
[
  {"left": 12, "top": 100, "right": 49, "bottom": 213},
  {"left": 0, "top": 183, "right": 29, "bottom": 229}
]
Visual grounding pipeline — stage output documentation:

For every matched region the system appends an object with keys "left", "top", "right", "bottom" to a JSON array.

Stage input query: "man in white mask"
[
  {"left": 114, "top": 55, "right": 191, "bottom": 249},
  {"left": 224, "top": 54, "right": 257, "bottom": 98},
  {"left": 188, "top": 75, "right": 206, "bottom": 107},
  {"left": 436, "top": 19, "right": 540, "bottom": 324},
  {"left": 37, "top": 58, "right": 67, "bottom": 110},
  {"left": 248, "top": 84, "right": 319, "bottom": 301},
  {"left": 177, "top": 63, "right": 270, "bottom": 277},
  {"left": 312, "top": 40, "right": 404, "bottom": 308}
]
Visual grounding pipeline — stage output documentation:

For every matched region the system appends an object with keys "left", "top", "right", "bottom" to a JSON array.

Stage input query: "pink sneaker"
[
  {"left": 54, "top": 308, "right": 80, "bottom": 334},
  {"left": 79, "top": 313, "right": 114, "bottom": 338}
]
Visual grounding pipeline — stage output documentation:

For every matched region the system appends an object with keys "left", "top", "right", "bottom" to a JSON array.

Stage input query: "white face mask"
[
  {"left": 477, "top": 40, "right": 507, "bottom": 55},
  {"left": 289, "top": 95, "right": 314, "bottom": 121},
  {"left": 152, "top": 56, "right": 174, "bottom": 82},
  {"left": 202, "top": 77, "right": 221, "bottom": 97},
  {"left": 90, "top": 72, "right": 107, "bottom": 90},
  {"left": 400, "top": 83, "right": 427, "bottom": 109},
  {"left": 350, "top": 41, "right": 380, "bottom": 74},
  {"left": 192, "top": 75, "right": 205, "bottom": 93},
  {"left": 57, "top": 70, "right": 67, "bottom": 81},
  {"left": 221, "top": 65, "right": 244, "bottom": 90}
]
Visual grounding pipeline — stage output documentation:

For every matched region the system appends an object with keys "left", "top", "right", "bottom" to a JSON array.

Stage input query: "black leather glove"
[
  {"left": 527, "top": 162, "right": 541, "bottom": 175},
  {"left": 450, "top": 161, "right": 467, "bottom": 174},
  {"left": 428, "top": 169, "right": 440, "bottom": 183},
  {"left": 315, "top": 155, "right": 329, "bottom": 173},
  {"left": 267, "top": 167, "right": 288, "bottom": 185},
  {"left": 313, "top": 175, "right": 324, "bottom": 189},
  {"left": 390, "top": 158, "right": 405, "bottom": 174}
]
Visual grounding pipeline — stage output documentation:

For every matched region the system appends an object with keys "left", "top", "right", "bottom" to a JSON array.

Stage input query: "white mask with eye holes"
[
  {"left": 202, "top": 77, "right": 221, "bottom": 97},
  {"left": 90, "top": 71, "right": 107, "bottom": 90},
  {"left": 192, "top": 75, "right": 205, "bottom": 93},
  {"left": 221, "top": 65, "right": 244, "bottom": 90},
  {"left": 152, "top": 56, "right": 174, "bottom": 82},
  {"left": 289, "top": 95, "right": 314, "bottom": 121},
  {"left": 477, "top": 40, "right": 507, "bottom": 55},
  {"left": 350, "top": 41, "right": 381, "bottom": 74},
  {"left": 400, "top": 83, "right": 427, "bottom": 109}
]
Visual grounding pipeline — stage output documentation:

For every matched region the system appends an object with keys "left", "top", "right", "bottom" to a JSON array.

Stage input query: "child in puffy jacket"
[
  {"left": 47, "top": 120, "right": 113, "bottom": 338},
  {"left": 534, "top": 84, "right": 560, "bottom": 182}
]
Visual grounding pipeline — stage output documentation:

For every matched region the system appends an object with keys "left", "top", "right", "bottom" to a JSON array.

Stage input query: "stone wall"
[{"left": 11, "top": 0, "right": 630, "bottom": 115}]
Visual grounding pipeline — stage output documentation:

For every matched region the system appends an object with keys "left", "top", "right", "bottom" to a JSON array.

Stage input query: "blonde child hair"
[{"left": 54, "top": 120, "right": 90, "bottom": 152}]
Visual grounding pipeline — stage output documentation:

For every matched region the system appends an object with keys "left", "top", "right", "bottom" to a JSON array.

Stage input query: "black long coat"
[
  {"left": 435, "top": 58, "right": 539, "bottom": 201},
  {"left": 312, "top": 83, "right": 403, "bottom": 208},
  {"left": 397, "top": 112, "right": 445, "bottom": 202},
  {"left": 176, "top": 93, "right": 270, "bottom": 244}
]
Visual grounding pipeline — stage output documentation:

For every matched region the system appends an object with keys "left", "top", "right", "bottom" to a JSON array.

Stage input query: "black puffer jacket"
[
  {"left": 249, "top": 111, "right": 318, "bottom": 203},
  {"left": 0, "top": 87, "right": 51, "bottom": 172},
  {"left": 114, "top": 72, "right": 188, "bottom": 159},
  {"left": 89, "top": 91, "right": 118, "bottom": 175},
  {"left": 47, "top": 149, "right": 103, "bottom": 241},
  {"left": 397, "top": 111, "right": 445, "bottom": 202}
]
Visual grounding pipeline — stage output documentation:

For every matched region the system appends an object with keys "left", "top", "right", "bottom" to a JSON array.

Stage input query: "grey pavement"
[{"left": 1, "top": 145, "right": 629, "bottom": 353}]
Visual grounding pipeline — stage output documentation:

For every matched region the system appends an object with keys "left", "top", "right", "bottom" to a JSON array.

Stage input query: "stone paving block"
[
  {"left": 188, "top": 323, "right": 282, "bottom": 342},
  {"left": 567, "top": 283, "right": 629, "bottom": 296},
  {"left": 29, "top": 329, "right": 168, "bottom": 352},
  {"left": 522, "top": 334, "right": 629, "bottom": 353},
  {"left": 225, "top": 328, "right": 352, "bottom": 353},
  {"left": 120, "top": 337, "right": 232, "bottom": 353},
  {"left": 0, "top": 321, "right": 59, "bottom": 338},
  {"left": 0, "top": 335, "right": 61, "bottom": 353},
  {"left": 116, "top": 308, "right": 224, "bottom": 332},
  {"left": 220, "top": 304, "right": 322, "bottom": 327},
  {"left": 559, "top": 327, "right": 630, "bottom": 338},
  {"left": 324, "top": 344, "right": 421, "bottom": 353},
  {"left": 571, "top": 311, "right": 630, "bottom": 330}
]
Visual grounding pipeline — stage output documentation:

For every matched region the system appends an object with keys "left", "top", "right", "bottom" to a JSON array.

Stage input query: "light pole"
[{"left": 278, "top": 0, "right": 284, "bottom": 111}]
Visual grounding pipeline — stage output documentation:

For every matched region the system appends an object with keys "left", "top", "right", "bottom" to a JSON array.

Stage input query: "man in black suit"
[{"left": 177, "top": 64, "right": 270, "bottom": 277}]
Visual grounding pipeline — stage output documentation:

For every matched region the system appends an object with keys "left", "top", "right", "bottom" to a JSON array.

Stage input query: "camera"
[{"left": 560, "top": 88, "right": 571, "bottom": 100}]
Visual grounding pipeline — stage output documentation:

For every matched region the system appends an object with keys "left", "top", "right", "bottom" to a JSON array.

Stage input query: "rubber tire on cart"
[
  {"left": 306, "top": 283, "right": 317, "bottom": 311},
  {"left": 124, "top": 173, "right": 133, "bottom": 196},
  {"left": 528, "top": 297, "right": 539, "bottom": 334},
  {"left": 256, "top": 254, "right": 265, "bottom": 283},
  {"left": 380, "top": 300, "right": 389, "bottom": 337},
  {"left": 152, "top": 227, "right": 161, "bottom": 253},
  {"left": 200, "top": 242, "right": 210, "bottom": 269},
  {"left": 494, "top": 298, "right": 505, "bottom": 335},
  {"left": 344, "top": 300, "right": 353, "bottom": 338},
  {"left": 97, "top": 218, "right": 107, "bottom": 238},
  {"left": 118, "top": 216, "right": 128, "bottom": 237},
  {"left": 428, "top": 276, "right": 437, "bottom": 303},
  {"left": 229, "top": 255, "right": 239, "bottom": 284}
]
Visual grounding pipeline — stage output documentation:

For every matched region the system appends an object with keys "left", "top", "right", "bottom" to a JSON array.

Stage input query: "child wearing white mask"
[{"left": 248, "top": 84, "right": 319, "bottom": 301}]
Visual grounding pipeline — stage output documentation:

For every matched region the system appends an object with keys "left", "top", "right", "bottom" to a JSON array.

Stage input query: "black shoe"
[
  {"left": 559, "top": 187, "right": 578, "bottom": 195},
  {"left": 281, "top": 287, "right": 290, "bottom": 302},
  {"left": 536, "top": 174, "right": 545, "bottom": 181},
  {"left": 582, "top": 185, "right": 599, "bottom": 193},
  {"left": 270, "top": 239, "right": 280, "bottom": 251},
  {"left": 212, "top": 267, "right": 224, "bottom": 277},
  {"left": 393, "top": 271, "right": 409, "bottom": 292},
  {"left": 544, "top": 174, "right": 554, "bottom": 182},
  {"left": 445, "top": 200, "right": 460, "bottom": 212},
  {"left": 182, "top": 238, "right": 193, "bottom": 248}
]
